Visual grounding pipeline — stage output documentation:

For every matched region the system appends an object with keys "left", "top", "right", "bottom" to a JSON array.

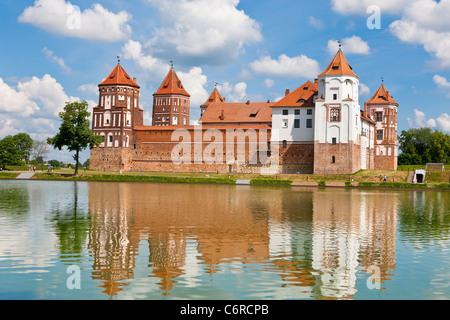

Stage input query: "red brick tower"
[
  {"left": 90, "top": 61, "right": 143, "bottom": 171},
  {"left": 152, "top": 66, "right": 190, "bottom": 127},
  {"left": 365, "top": 82, "right": 399, "bottom": 170}
]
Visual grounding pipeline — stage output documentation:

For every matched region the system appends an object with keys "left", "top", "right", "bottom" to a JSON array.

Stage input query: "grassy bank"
[
  {"left": 2, "top": 168, "right": 448, "bottom": 190},
  {"left": 32, "top": 172, "right": 236, "bottom": 185},
  {"left": 0, "top": 172, "right": 20, "bottom": 179}
]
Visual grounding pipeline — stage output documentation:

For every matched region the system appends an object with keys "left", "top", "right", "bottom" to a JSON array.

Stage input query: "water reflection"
[
  {"left": 1, "top": 180, "right": 449, "bottom": 300},
  {"left": 86, "top": 183, "right": 407, "bottom": 299}
]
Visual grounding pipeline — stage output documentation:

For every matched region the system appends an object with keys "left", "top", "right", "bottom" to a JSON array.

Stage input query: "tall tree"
[{"left": 47, "top": 101, "right": 103, "bottom": 175}]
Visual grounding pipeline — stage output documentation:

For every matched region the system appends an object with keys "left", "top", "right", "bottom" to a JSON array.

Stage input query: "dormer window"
[
  {"left": 297, "top": 99, "right": 306, "bottom": 103},
  {"left": 332, "top": 66, "right": 339, "bottom": 70}
]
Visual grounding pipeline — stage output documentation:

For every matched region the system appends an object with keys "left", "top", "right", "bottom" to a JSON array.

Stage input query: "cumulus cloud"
[
  {"left": 328, "top": 36, "right": 371, "bottom": 55},
  {"left": 249, "top": 54, "right": 321, "bottom": 79},
  {"left": 332, "top": 0, "right": 450, "bottom": 69},
  {"left": 177, "top": 67, "right": 209, "bottom": 108},
  {"left": 18, "top": 0, "right": 132, "bottom": 41},
  {"left": 0, "top": 78, "right": 40, "bottom": 116},
  {"left": 0, "top": 75, "right": 82, "bottom": 140},
  {"left": 218, "top": 82, "right": 248, "bottom": 102},
  {"left": 18, "top": 74, "right": 78, "bottom": 117},
  {"left": 144, "top": 0, "right": 262, "bottom": 64},
  {"left": 122, "top": 40, "right": 169, "bottom": 80},
  {"left": 407, "top": 108, "right": 450, "bottom": 133},
  {"left": 122, "top": 40, "right": 209, "bottom": 111}
]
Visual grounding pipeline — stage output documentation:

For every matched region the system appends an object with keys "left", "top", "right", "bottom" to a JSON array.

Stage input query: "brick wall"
[{"left": 314, "top": 142, "right": 361, "bottom": 174}]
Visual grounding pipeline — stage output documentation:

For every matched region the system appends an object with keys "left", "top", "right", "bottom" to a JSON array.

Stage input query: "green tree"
[
  {"left": 0, "top": 136, "right": 22, "bottom": 168},
  {"left": 13, "top": 133, "right": 34, "bottom": 164},
  {"left": 0, "top": 133, "right": 34, "bottom": 168},
  {"left": 429, "top": 130, "right": 450, "bottom": 164},
  {"left": 47, "top": 101, "right": 103, "bottom": 175},
  {"left": 398, "top": 128, "right": 450, "bottom": 165},
  {"left": 48, "top": 160, "right": 62, "bottom": 168}
]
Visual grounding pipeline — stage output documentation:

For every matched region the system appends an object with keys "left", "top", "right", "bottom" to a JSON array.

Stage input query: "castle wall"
[{"left": 313, "top": 142, "right": 361, "bottom": 174}]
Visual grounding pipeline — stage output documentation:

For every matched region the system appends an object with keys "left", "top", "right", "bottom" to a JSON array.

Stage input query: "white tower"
[{"left": 314, "top": 46, "right": 362, "bottom": 174}]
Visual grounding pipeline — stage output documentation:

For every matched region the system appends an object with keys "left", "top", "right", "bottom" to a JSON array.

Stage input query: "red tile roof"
[
  {"left": 200, "top": 101, "right": 273, "bottom": 125},
  {"left": 99, "top": 63, "right": 140, "bottom": 88},
  {"left": 272, "top": 81, "right": 318, "bottom": 108},
  {"left": 318, "top": 49, "right": 358, "bottom": 78},
  {"left": 154, "top": 67, "right": 190, "bottom": 97},
  {"left": 360, "top": 110, "right": 376, "bottom": 125},
  {"left": 366, "top": 84, "right": 398, "bottom": 105},
  {"left": 202, "top": 88, "right": 224, "bottom": 106}
]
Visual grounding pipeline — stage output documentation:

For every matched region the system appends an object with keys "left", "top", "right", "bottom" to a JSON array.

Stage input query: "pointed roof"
[
  {"left": 202, "top": 87, "right": 224, "bottom": 106},
  {"left": 366, "top": 83, "right": 398, "bottom": 105},
  {"left": 318, "top": 48, "right": 358, "bottom": 78},
  {"left": 99, "top": 63, "right": 140, "bottom": 88},
  {"left": 272, "top": 81, "right": 318, "bottom": 108},
  {"left": 154, "top": 67, "right": 190, "bottom": 97}
]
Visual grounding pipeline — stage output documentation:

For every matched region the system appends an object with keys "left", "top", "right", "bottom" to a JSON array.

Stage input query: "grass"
[
  {"left": 2, "top": 166, "right": 448, "bottom": 190},
  {"left": 250, "top": 177, "right": 292, "bottom": 185},
  {"left": 0, "top": 172, "right": 20, "bottom": 179},
  {"left": 32, "top": 172, "right": 236, "bottom": 185}
]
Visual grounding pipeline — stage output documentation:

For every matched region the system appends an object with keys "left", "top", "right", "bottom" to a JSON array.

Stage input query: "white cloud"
[
  {"left": 178, "top": 67, "right": 209, "bottom": 108},
  {"left": 18, "top": 74, "right": 78, "bottom": 117},
  {"left": 331, "top": 0, "right": 409, "bottom": 15},
  {"left": 0, "top": 78, "right": 40, "bottom": 116},
  {"left": 78, "top": 83, "right": 98, "bottom": 96},
  {"left": 42, "top": 47, "right": 72, "bottom": 73},
  {"left": 359, "top": 83, "right": 370, "bottom": 97},
  {"left": 144, "top": 0, "right": 262, "bottom": 64},
  {"left": 122, "top": 40, "right": 169, "bottom": 80},
  {"left": 18, "top": 0, "right": 132, "bottom": 42},
  {"left": 218, "top": 82, "right": 248, "bottom": 102},
  {"left": 407, "top": 108, "right": 450, "bottom": 132},
  {"left": 122, "top": 40, "right": 209, "bottom": 110},
  {"left": 328, "top": 36, "right": 371, "bottom": 55},
  {"left": 249, "top": 54, "right": 321, "bottom": 79},
  {"left": 434, "top": 113, "right": 450, "bottom": 132}
]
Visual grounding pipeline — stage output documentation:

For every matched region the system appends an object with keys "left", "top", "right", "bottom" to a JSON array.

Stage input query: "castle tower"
[
  {"left": 200, "top": 86, "right": 224, "bottom": 118},
  {"left": 365, "top": 82, "right": 399, "bottom": 170},
  {"left": 152, "top": 67, "right": 190, "bottom": 127},
  {"left": 90, "top": 61, "right": 143, "bottom": 171},
  {"left": 313, "top": 47, "right": 363, "bottom": 174}
]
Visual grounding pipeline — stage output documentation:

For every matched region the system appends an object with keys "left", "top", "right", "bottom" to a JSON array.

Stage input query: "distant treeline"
[{"left": 398, "top": 128, "right": 450, "bottom": 165}]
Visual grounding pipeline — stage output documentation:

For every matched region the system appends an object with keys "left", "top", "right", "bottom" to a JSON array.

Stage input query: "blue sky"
[{"left": 1, "top": 0, "right": 450, "bottom": 162}]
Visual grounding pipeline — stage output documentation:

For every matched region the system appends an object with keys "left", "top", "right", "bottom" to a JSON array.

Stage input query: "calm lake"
[{"left": 0, "top": 180, "right": 449, "bottom": 300}]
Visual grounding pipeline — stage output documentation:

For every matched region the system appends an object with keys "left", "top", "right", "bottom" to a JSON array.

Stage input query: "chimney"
[
  {"left": 285, "top": 89, "right": 290, "bottom": 96},
  {"left": 246, "top": 100, "right": 250, "bottom": 105},
  {"left": 314, "top": 78, "right": 318, "bottom": 84},
  {"left": 133, "top": 77, "right": 137, "bottom": 82}
]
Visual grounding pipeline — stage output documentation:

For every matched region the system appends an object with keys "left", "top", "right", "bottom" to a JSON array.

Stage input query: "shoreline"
[{"left": 1, "top": 172, "right": 449, "bottom": 191}]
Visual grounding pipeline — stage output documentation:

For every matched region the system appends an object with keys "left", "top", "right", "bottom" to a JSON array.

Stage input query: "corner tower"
[
  {"left": 313, "top": 47, "right": 362, "bottom": 174},
  {"left": 152, "top": 67, "right": 190, "bottom": 126},
  {"left": 365, "top": 82, "right": 399, "bottom": 170},
  {"left": 90, "top": 61, "right": 142, "bottom": 171}
]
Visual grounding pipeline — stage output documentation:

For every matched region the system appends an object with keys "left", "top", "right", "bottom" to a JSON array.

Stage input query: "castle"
[{"left": 90, "top": 47, "right": 399, "bottom": 174}]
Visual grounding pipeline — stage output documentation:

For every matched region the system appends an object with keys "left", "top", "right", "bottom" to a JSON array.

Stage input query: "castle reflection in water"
[{"left": 86, "top": 182, "right": 407, "bottom": 299}]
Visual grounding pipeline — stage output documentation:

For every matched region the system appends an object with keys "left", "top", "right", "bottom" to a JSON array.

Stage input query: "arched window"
[
  {"left": 282, "top": 140, "right": 287, "bottom": 149},
  {"left": 332, "top": 156, "right": 336, "bottom": 164}
]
